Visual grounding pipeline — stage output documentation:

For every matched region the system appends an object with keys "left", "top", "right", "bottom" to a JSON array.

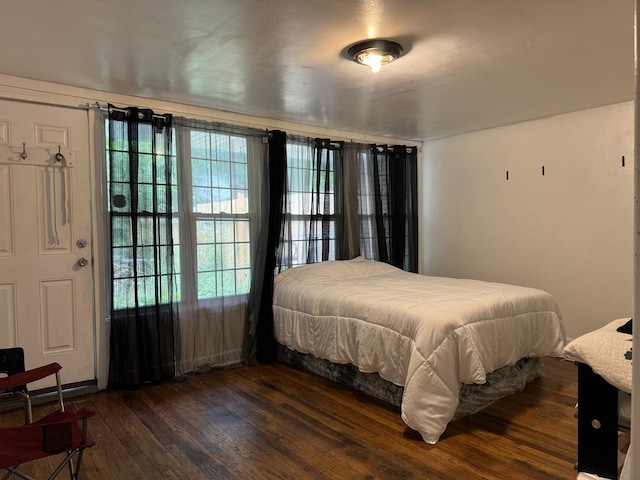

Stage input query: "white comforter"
[{"left": 272, "top": 257, "right": 566, "bottom": 443}]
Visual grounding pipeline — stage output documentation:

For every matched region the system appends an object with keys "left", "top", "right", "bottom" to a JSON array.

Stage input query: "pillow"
[{"left": 563, "top": 318, "right": 632, "bottom": 394}]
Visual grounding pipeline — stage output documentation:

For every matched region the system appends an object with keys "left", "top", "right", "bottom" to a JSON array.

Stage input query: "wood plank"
[{"left": 0, "top": 357, "right": 580, "bottom": 479}]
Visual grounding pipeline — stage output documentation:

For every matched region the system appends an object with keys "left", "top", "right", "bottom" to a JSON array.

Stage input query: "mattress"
[{"left": 272, "top": 257, "right": 566, "bottom": 443}]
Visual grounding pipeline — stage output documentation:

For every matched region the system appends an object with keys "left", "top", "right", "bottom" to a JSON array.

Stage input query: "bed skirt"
[{"left": 276, "top": 344, "right": 544, "bottom": 421}]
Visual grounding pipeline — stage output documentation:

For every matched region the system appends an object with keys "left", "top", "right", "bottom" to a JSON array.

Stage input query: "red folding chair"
[{"left": 0, "top": 354, "right": 96, "bottom": 479}]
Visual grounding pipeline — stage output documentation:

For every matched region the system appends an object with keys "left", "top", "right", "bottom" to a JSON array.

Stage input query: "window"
[
  {"left": 107, "top": 117, "right": 178, "bottom": 310},
  {"left": 107, "top": 119, "right": 258, "bottom": 310},
  {"left": 280, "top": 140, "right": 338, "bottom": 267},
  {"left": 187, "top": 129, "right": 251, "bottom": 299}
]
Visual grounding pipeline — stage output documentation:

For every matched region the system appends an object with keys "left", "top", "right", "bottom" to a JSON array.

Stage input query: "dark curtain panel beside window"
[
  {"left": 107, "top": 104, "right": 177, "bottom": 388},
  {"left": 387, "top": 145, "right": 418, "bottom": 272},
  {"left": 255, "top": 130, "right": 287, "bottom": 364},
  {"left": 360, "top": 145, "right": 418, "bottom": 272},
  {"left": 405, "top": 147, "right": 419, "bottom": 272}
]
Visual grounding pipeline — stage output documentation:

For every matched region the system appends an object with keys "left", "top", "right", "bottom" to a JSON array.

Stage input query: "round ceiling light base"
[{"left": 347, "top": 39, "right": 404, "bottom": 72}]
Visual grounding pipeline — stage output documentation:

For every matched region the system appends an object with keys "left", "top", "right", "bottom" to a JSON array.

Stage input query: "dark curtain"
[
  {"left": 307, "top": 139, "right": 344, "bottom": 263},
  {"left": 107, "top": 104, "right": 177, "bottom": 388},
  {"left": 255, "top": 130, "right": 287, "bottom": 364},
  {"left": 368, "top": 145, "right": 419, "bottom": 272}
]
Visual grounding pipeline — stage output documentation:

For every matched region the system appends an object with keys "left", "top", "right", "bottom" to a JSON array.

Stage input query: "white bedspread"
[{"left": 272, "top": 257, "right": 566, "bottom": 443}]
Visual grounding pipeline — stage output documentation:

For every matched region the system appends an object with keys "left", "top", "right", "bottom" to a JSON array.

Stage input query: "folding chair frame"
[
  {"left": 0, "top": 362, "right": 65, "bottom": 423},
  {"left": 0, "top": 350, "right": 95, "bottom": 480}
]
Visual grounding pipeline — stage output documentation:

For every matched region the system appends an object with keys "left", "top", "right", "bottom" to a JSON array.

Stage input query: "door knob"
[{"left": 77, "top": 257, "right": 89, "bottom": 268}]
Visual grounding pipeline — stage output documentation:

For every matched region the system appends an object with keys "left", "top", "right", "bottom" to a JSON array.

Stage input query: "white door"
[{"left": 0, "top": 99, "right": 95, "bottom": 388}]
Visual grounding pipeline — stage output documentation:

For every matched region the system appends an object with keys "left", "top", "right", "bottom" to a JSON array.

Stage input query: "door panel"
[{"left": 0, "top": 99, "right": 94, "bottom": 389}]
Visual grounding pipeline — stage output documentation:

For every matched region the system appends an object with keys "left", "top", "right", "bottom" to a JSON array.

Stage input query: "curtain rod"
[
  {"left": 0, "top": 95, "right": 91, "bottom": 111},
  {"left": 98, "top": 101, "right": 421, "bottom": 147},
  {"left": 17, "top": 98, "right": 421, "bottom": 149}
]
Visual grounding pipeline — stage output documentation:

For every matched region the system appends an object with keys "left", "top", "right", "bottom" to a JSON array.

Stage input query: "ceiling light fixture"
[{"left": 348, "top": 39, "right": 404, "bottom": 73}]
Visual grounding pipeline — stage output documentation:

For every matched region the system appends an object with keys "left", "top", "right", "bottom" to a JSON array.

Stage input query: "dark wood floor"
[{"left": 1, "top": 358, "right": 580, "bottom": 479}]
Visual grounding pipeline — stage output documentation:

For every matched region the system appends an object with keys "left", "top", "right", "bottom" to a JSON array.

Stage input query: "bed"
[
  {"left": 563, "top": 318, "right": 633, "bottom": 480},
  {"left": 272, "top": 257, "right": 566, "bottom": 444}
]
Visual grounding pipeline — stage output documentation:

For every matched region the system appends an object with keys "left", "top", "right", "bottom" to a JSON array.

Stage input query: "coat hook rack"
[{"left": 19, "top": 142, "right": 27, "bottom": 161}]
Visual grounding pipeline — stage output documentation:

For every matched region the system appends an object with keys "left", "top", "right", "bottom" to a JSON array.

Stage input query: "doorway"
[{"left": 0, "top": 99, "right": 95, "bottom": 389}]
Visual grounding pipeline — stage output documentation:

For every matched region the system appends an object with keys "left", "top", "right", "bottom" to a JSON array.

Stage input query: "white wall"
[{"left": 421, "top": 102, "right": 634, "bottom": 339}]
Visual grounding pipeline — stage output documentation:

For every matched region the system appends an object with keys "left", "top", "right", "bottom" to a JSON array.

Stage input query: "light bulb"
[{"left": 362, "top": 53, "right": 383, "bottom": 72}]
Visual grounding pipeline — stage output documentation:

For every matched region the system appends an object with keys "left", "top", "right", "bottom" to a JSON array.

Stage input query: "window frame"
[{"left": 174, "top": 126, "right": 257, "bottom": 306}]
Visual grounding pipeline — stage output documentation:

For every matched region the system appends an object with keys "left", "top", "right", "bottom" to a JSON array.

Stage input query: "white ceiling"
[{"left": 0, "top": 0, "right": 634, "bottom": 141}]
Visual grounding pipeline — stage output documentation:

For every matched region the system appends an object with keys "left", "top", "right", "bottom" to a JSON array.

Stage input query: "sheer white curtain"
[
  {"left": 343, "top": 142, "right": 370, "bottom": 259},
  {"left": 90, "top": 107, "right": 110, "bottom": 390},
  {"left": 172, "top": 118, "right": 267, "bottom": 375}
]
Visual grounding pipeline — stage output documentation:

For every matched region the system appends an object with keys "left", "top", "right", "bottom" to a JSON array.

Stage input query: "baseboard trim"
[{"left": 0, "top": 380, "right": 98, "bottom": 413}]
